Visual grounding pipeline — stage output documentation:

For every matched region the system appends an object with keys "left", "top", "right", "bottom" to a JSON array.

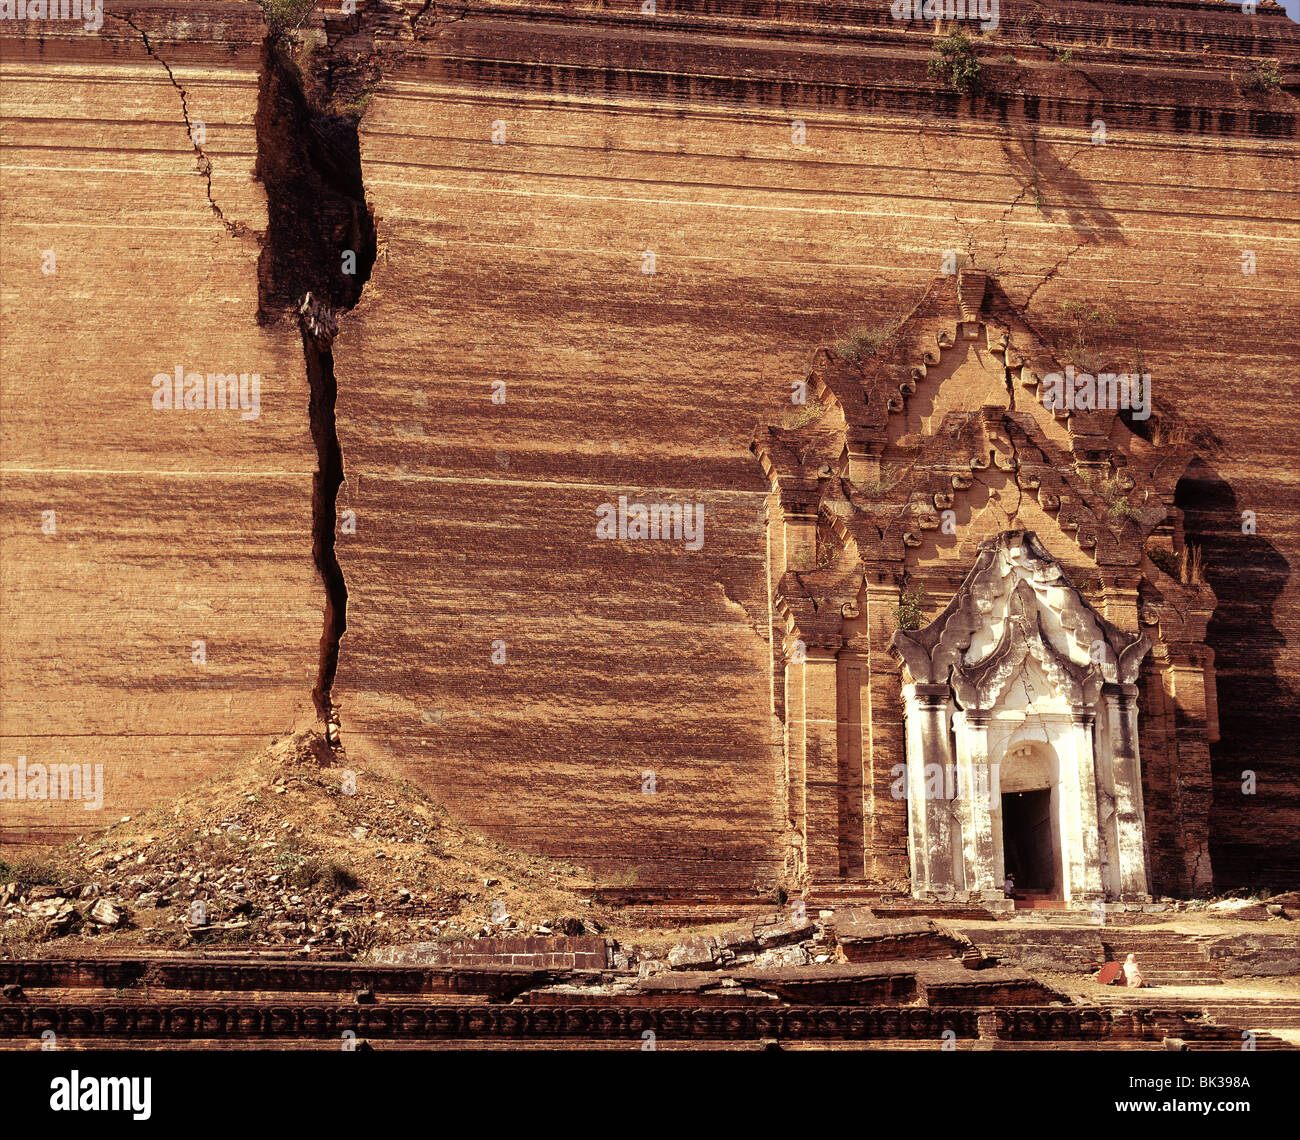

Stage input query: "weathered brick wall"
[
  {"left": 3, "top": 1, "right": 1297, "bottom": 893},
  {"left": 335, "top": 1, "right": 1300, "bottom": 889},
  {"left": 0, "top": 4, "right": 319, "bottom": 847}
]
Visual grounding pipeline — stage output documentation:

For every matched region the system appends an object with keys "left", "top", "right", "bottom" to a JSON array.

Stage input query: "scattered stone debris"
[{"left": 0, "top": 731, "right": 615, "bottom": 958}]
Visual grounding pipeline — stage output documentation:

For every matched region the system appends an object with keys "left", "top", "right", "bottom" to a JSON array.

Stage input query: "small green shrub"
[
  {"left": 0, "top": 857, "right": 65, "bottom": 890},
  {"left": 1083, "top": 472, "right": 1139, "bottom": 524},
  {"left": 894, "top": 587, "right": 928, "bottom": 632},
  {"left": 289, "top": 857, "right": 360, "bottom": 894},
  {"left": 1240, "top": 59, "right": 1282, "bottom": 94},
  {"left": 330, "top": 91, "right": 374, "bottom": 123},
  {"left": 259, "top": 0, "right": 315, "bottom": 36},
  {"left": 1146, "top": 545, "right": 1179, "bottom": 578},
  {"left": 833, "top": 321, "right": 898, "bottom": 365},
  {"left": 928, "top": 30, "right": 983, "bottom": 96}
]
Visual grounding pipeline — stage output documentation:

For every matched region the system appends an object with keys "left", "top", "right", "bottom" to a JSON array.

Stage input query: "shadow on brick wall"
[{"left": 1177, "top": 458, "right": 1299, "bottom": 889}]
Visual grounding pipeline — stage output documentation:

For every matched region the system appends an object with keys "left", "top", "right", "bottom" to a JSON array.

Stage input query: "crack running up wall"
[{"left": 254, "top": 35, "right": 377, "bottom": 721}]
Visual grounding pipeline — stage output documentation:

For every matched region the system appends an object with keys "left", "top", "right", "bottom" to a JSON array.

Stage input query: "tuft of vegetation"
[
  {"left": 928, "top": 30, "right": 983, "bottom": 97},
  {"left": 894, "top": 587, "right": 928, "bottom": 632},
  {"left": 1054, "top": 47, "right": 1075, "bottom": 65},
  {"left": 283, "top": 855, "right": 360, "bottom": 895},
  {"left": 858, "top": 470, "right": 899, "bottom": 497},
  {"left": 607, "top": 866, "right": 639, "bottom": 889},
  {"left": 1060, "top": 299, "right": 1117, "bottom": 371},
  {"left": 0, "top": 915, "right": 44, "bottom": 960},
  {"left": 833, "top": 320, "right": 898, "bottom": 365},
  {"left": 1179, "top": 542, "right": 1207, "bottom": 586},
  {"left": 1240, "top": 59, "right": 1282, "bottom": 94},
  {"left": 815, "top": 520, "right": 838, "bottom": 568},
  {"left": 329, "top": 91, "right": 375, "bottom": 123},
  {"left": 1082, "top": 472, "right": 1140, "bottom": 523},
  {"left": 1146, "top": 545, "right": 1179, "bottom": 579},
  {"left": 760, "top": 882, "right": 789, "bottom": 906},
  {"left": 783, "top": 400, "right": 826, "bottom": 431},
  {"left": 0, "top": 856, "right": 66, "bottom": 891},
  {"left": 259, "top": 0, "right": 316, "bottom": 37}
]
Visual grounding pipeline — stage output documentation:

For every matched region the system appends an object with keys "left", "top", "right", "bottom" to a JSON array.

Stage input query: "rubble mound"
[{"left": 0, "top": 731, "right": 615, "bottom": 956}]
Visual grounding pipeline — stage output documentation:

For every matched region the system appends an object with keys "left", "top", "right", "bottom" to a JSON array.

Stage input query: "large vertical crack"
[{"left": 254, "top": 35, "right": 377, "bottom": 726}]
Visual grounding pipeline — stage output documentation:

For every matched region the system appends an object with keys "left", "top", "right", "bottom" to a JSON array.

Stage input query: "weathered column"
[
  {"left": 836, "top": 644, "right": 869, "bottom": 879},
  {"left": 1103, "top": 682, "right": 1151, "bottom": 900},
  {"left": 1066, "top": 707, "right": 1105, "bottom": 902},
  {"left": 903, "top": 682, "right": 956, "bottom": 895},
  {"left": 864, "top": 573, "right": 909, "bottom": 880},
  {"left": 1167, "top": 645, "right": 1215, "bottom": 895},
  {"left": 803, "top": 647, "right": 841, "bottom": 881},
  {"left": 782, "top": 636, "right": 806, "bottom": 847},
  {"left": 954, "top": 708, "right": 998, "bottom": 897}
]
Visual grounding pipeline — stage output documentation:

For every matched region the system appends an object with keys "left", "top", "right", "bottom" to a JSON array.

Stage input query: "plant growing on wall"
[
  {"left": 782, "top": 400, "right": 827, "bottom": 430},
  {"left": 330, "top": 91, "right": 375, "bottom": 123},
  {"left": 1144, "top": 541, "right": 1206, "bottom": 585},
  {"left": 1145, "top": 544, "right": 1179, "bottom": 579},
  {"left": 928, "top": 30, "right": 983, "bottom": 96},
  {"left": 815, "top": 518, "right": 838, "bottom": 568},
  {"left": 1179, "top": 542, "right": 1207, "bottom": 586},
  {"left": 1060, "top": 299, "right": 1117, "bottom": 371},
  {"left": 1239, "top": 59, "right": 1282, "bottom": 94},
  {"left": 857, "top": 464, "right": 901, "bottom": 497},
  {"left": 259, "top": 0, "right": 315, "bottom": 37},
  {"left": 894, "top": 587, "right": 928, "bottom": 631},
  {"left": 1082, "top": 471, "right": 1141, "bottom": 523},
  {"left": 833, "top": 320, "right": 899, "bottom": 365}
]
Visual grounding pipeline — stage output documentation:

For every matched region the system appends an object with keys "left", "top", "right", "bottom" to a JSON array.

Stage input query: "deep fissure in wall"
[{"left": 253, "top": 35, "right": 377, "bottom": 720}]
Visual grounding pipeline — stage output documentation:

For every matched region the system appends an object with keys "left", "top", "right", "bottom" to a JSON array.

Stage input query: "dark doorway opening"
[{"left": 1002, "top": 789, "right": 1055, "bottom": 893}]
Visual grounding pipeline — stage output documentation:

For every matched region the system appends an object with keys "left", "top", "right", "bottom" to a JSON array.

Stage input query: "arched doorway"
[{"left": 996, "top": 741, "right": 1063, "bottom": 901}]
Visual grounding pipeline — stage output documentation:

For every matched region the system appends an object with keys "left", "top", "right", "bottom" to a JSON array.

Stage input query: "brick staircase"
[
  {"left": 955, "top": 925, "right": 1229, "bottom": 987},
  {"left": 1098, "top": 932, "right": 1221, "bottom": 986}
]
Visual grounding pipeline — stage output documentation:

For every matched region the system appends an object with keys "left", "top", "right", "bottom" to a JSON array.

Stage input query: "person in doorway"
[
  {"left": 1004, "top": 872, "right": 1016, "bottom": 899},
  {"left": 1123, "top": 953, "right": 1145, "bottom": 988}
]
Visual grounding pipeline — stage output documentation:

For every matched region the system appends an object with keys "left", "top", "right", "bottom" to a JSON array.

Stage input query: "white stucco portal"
[{"left": 892, "top": 532, "right": 1154, "bottom": 908}]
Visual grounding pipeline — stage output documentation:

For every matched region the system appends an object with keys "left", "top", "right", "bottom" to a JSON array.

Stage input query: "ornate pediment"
[
  {"left": 752, "top": 269, "right": 1216, "bottom": 649},
  {"left": 891, "top": 531, "right": 1150, "bottom": 701}
]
